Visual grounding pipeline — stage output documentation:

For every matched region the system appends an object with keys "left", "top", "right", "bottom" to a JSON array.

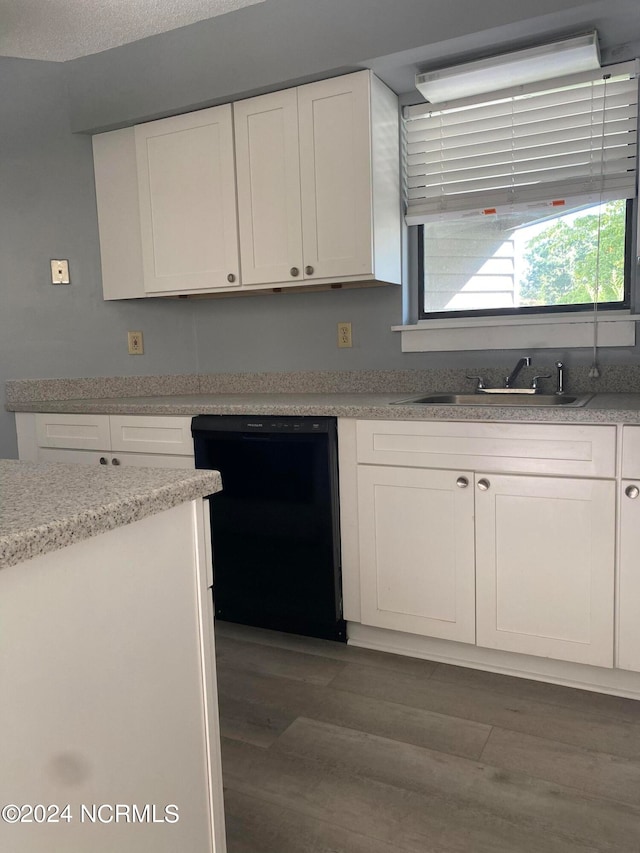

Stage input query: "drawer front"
[
  {"left": 35, "top": 414, "right": 111, "bottom": 451},
  {"left": 356, "top": 420, "right": 616, "bottom": 477},
  {"left": 621, "top": 426, "right": 640, "bottom": 479},
  {"left": 112, "top": 452, "right": 195, "bottom": 469},
  {"left": 109, "top": 416, "right": 194, "bottom": 456},
  {"left": 38, "top": 448, "right": 109, "bottom": 465}
]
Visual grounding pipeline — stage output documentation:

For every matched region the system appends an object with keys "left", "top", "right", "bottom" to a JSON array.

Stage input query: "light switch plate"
[{"left": 50, "top": 259, "right": 70, "bottom": 284}]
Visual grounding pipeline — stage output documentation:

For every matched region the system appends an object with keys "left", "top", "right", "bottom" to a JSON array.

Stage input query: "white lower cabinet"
[
  {"left": 357, "top": 465, "right": 475, "bottom": 643},
  {"left": 19, "top": 414, "right": 195, "bottom": 469},
  {"left": 617, "top": 426, "right": 640, "bottom": 672},
  {"left": 348, "top": 419, "right": 618, "bottom": 670},
  {"left": 0, "top": 499, "right": 225, "bottom": 853},
  {"left": 614, "top": 479, "right": 640, "bottom": 672},
  {"left": 475, "top": 473, "right": 615, "bottom": 667}
]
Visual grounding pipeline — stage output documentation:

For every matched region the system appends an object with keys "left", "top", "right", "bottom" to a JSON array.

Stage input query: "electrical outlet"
[
  {"left": 127, "top": 331, "right": 144, "bottom": 355},
  {"left": 337, "top": 322, "right": 352, "bottom": 348},
  {"left": 50, "top": 259, "right": 70, "bottom": 285}
]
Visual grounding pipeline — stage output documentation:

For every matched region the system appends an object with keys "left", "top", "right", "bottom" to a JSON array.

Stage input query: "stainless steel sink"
[{"left": 391, "top": 393, "right": 593, "bottom": 407}]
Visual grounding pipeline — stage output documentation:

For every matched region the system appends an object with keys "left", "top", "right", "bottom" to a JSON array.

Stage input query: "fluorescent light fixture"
[{"left": 415, "top": 32, "right": 601, "bottom": 103}]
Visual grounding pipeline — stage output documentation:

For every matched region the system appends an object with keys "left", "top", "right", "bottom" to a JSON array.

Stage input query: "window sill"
[{"left": 392, "top": 311, "right": 638, "bottom": 353}]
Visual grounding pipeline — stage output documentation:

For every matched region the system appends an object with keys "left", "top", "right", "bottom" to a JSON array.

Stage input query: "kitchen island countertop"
[{"left": 0, "top": 459, "right": 221, "bottom": 569}]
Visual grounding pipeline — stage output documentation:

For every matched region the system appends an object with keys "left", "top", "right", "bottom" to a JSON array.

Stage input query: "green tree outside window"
[{"left": 520, "top": 200, "right": 626, "bottom": 307}]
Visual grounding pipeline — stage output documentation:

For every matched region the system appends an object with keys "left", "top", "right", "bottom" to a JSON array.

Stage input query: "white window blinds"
[{"left": 403, "top": 61, "right": 639, "bottom": 225}]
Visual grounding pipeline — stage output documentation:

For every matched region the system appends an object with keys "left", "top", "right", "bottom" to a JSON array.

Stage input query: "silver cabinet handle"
[
  {"left": 305, "top": 265, "right": 314, "bottom": 276},
  {"left": 111, "top": 458, "right": 121, "bottom": 466},
  {"left": 99, "top": 456, "right": 108, "bottom": 465},
  {"left": 227, "top": 273, "right": 236, "bottom": 283},
  {"left": 290, "top": 267, "right": 300, "bottom": 277},
  {"left": 477, "top": 478, "right": 490, "bottom": 491},
  {"left": 456, "top": 476, "right": 469, "bottom": 488},
  {"left": 626, "top": 484, "right": 639, "bottom": 499}
]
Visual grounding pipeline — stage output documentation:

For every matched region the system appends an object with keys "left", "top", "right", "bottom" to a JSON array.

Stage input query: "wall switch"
[
  {"left": 50, "top": 259, "right": 70, "bottom": 284},
  {"left": 337, "top": 322, "right": 352, "bottom": 348},
  {"left": 127, "top": 331, "right": 144, "bottom": 355}
]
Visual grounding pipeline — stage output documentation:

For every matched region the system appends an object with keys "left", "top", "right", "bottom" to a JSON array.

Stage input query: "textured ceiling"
[{"left": 0, "top": 0, "right": 266, "bottom": 61}]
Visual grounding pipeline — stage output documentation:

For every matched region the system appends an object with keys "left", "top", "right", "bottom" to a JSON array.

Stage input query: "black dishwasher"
[{"left": 192, "top": 415, "right": 346, "bottom": 642}]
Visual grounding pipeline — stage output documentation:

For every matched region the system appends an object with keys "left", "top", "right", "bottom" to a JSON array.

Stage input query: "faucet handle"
[
  {"left": 530, "top": 374, "right": 551, "bottom": 391},
  {"left": 466, "top": 375, "right": 486, "bottom": 391}
]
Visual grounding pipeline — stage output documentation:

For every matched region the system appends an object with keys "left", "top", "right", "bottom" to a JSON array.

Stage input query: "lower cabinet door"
[
  {"left": 357, "top": 465, "right": 475, "bottom": 643},
  {"left": 475, "top": 473, "right": 615, "bottom": 667},
  {"left": 617, "top": 479, "right": 640, "bottom": 672}
]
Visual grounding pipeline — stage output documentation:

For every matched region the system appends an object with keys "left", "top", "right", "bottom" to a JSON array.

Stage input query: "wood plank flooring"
[{"left": 215, "top": 622, "right": 640, "bottom": 853}]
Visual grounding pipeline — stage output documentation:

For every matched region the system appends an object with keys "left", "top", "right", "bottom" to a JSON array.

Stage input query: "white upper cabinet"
[
  {"left": 233, "top": 89, "right": 303, "bottom": 286},
  {"left": 234, "top": 71, "right": 401, "bottom": 289},
  {"left": 297, "top": 72, "right": 376, "bottom": 282},
  {"left": 135, "top": 105, "right": 240, "bottom": 294},
  {"left": 93, "top": 71, "right": 400, "bottom": 300}
]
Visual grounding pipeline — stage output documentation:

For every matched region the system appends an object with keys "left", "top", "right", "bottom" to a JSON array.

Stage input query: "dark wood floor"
[{"left": 215, "top": 622, "right": 640, "bottom": 853}]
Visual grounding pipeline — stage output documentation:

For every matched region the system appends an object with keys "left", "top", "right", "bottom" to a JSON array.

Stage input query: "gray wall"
[
  {"left": 3, "top": 0, "right": 640, "bottom": 459},
  {"left": 64, "top": 0, "right": 599, "bottom": 132},
  {"left": 0, "top": 58, "right": 198, "bottom": 457}
]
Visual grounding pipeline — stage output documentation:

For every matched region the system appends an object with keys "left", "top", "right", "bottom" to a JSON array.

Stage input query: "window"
[
  {"left": 418, "top": 199, "right": 631, "bottom": 318},
  {"left": 404, "top": 61, "right": 638, "bottom": 321}
]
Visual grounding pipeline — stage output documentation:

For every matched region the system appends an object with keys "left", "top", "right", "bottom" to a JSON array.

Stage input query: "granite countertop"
[
  {"left": 0, "top": 460, "right": 222, "bottom": 570},
  {"left": 8, "top": 391, "right": 640, "bottom": 424}
]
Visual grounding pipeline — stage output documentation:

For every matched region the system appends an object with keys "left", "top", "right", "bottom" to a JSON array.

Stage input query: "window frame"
[
  {"left": 417, "top": 199, "right": 634, "bottom": 321},
  {"left": 398, "top": 59, "right": 639, "bottom": 350}
]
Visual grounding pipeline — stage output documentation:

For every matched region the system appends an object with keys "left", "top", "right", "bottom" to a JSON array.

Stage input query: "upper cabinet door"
[
  {"left": 135, "top": 105, "right": 240, "bottom": 294},
  {"left": 298, "top": 72, "right": 374, "bottom": 280},
  {"left": 234, "top": 90, "right": 304, "bottom": 286}
]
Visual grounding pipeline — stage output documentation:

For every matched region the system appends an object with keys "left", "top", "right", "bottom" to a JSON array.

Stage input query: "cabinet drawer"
[
  {"left": 35, "top": 414, "right": 111, "bottom": 451},
  {"left": 109, "top": 416, "right": 193, "bottom": 456},
  {"left": 356, "top": 420, "right": 616, "bottom": 477},
  {"left": 621, "top": 426, "right": 640, "bottom": 479},
  {"left": 38, "top": 448, "right": 108, "bottom": 465}
]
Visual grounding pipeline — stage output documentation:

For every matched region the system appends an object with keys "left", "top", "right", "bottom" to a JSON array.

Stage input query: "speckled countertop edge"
[
  {"left": 8, "top": 366, "right": 640, "bottom": 402},
  {"left": 0, "top": 461, "right": 222, "bottom": 570},
  {"left": 8, "top": 392, "right": 640, "bottom": 424}
]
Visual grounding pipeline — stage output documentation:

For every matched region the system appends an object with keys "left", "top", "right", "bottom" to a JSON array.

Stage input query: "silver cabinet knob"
[
  {"left": 626, "top": 485, "right": 639, "bottom": 499},
  {"left": 111, "top": 458, "right": 121, "bottom": 466},
  {"left": 290, "top": 267, "right": 300, "bottom": 277},
  {"left": 227, "top": 273, "right": 236, "bottom": 283},
  {"left": 99, "top": 456, "right": 108, "bottom": 465},
  {"left": 477, "top": 478, "right": 491, "bottom": 491},
  {"left": 305, "top": 265, "right": 314, "bottom": 276},
  {"left": 456, "top": 476, "right": 469, "bottom": 488}
]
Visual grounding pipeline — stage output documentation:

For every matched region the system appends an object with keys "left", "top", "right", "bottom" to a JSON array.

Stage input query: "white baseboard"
[{"left": 347, "top": 622, "right": 640, "bottom": 700}]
